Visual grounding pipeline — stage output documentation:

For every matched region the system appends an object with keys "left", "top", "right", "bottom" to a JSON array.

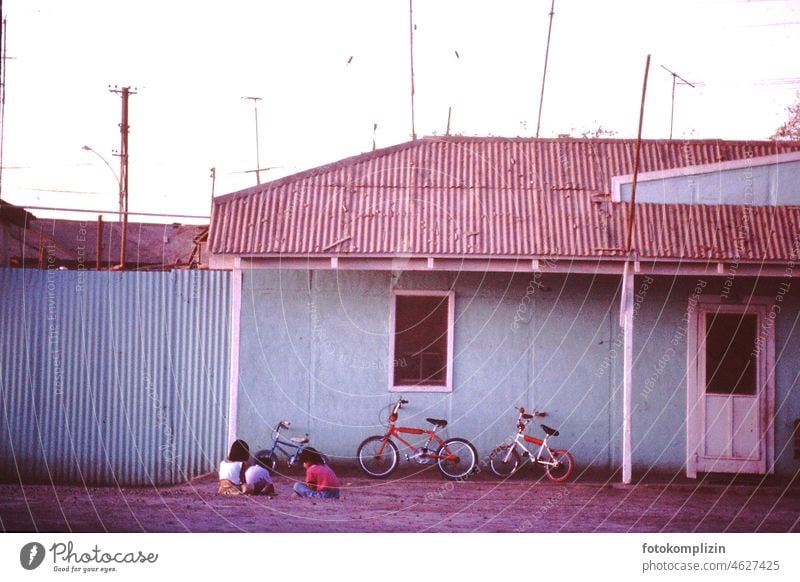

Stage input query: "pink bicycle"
[{"left": 489, "top": 407, "right": 574, "bottom": 482}]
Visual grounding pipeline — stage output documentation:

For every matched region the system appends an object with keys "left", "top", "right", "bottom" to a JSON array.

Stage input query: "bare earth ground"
[{"left": 1, "top": 466, "right": 798, "bottom": 533}]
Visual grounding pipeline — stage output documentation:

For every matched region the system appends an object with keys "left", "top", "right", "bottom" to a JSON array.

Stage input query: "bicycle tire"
[
  {"left": 356, "top": 436, "right": 399, "bottom": 478},
  {"left": 544, "top": 448, "right": 574, "bottom": 482},
  {"left": 436, "top": 437, "right": 478, "bottom": 480},
  {"left": 489, "top": 444, "right": 520, "bottom": 477}
]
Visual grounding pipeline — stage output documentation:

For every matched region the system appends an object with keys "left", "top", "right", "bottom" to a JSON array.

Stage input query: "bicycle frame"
[
  {"left": 267, "top": 422, "right": 307, "bottom": 465},
  {"left": 498, "top": 408, "right": 561, "bottom": 470},
  {"left": 377, "top": 400, "right": 457, "bottom": 462},
  {"left": 503, "top": 428, "right": 560, "bottom": 470},
  {"left": 381, "top": 425, "right": 456, "bottom": 461}
]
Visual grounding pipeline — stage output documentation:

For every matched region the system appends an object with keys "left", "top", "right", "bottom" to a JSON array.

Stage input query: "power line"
[{"left": 19, "top": 204, "right": 209, "bottom": 220}]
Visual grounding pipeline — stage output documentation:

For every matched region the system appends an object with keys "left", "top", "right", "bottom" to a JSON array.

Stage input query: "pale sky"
[{"left": 1, "top": 0, "right": 799, "bottom": 222}]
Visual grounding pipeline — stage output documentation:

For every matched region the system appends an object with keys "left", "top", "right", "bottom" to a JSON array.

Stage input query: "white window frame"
[{"left": 388, "top": 289, "right": 455, "bottom": 393}]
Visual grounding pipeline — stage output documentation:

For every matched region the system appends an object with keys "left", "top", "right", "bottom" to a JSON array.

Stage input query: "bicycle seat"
[
  {"left": 541, "top": 424, "right": 559, "bottom": 437},
  {"left": 291, "top": 436, "right": 309, "bottom": 444},
  {"left": 426, "top": 418, "right": 448, "bottom": 428}
]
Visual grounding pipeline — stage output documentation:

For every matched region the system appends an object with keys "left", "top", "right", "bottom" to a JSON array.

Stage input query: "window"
[
  {"left": 389, "top": 290, "right": 454, "bottom": 392},
  {"left": 704, "top": 312, "right": 757, "bottom": 395}
]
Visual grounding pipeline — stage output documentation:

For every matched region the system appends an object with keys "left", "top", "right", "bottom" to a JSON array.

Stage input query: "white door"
[{"left": 686, "top": 299, "right": 775, "bottom": 478}]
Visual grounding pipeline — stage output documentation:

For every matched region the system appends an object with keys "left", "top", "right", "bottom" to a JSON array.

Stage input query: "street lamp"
[
  {"left": 81, "top": 144, "right": 124, "bottom": 269},
  {"left": 81, "top": 145, "right": 122, "bottom": 213}
]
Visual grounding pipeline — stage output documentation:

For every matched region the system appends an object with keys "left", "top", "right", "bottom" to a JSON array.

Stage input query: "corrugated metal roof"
[
  {"left": 209, "top": 136, "right": 800, "bottom": 261},
  {"left": 2, "top": 216, "right": 209, "bottom": 270}
]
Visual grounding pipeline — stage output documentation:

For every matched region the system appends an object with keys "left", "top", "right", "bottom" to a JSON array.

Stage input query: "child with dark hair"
[
  {"left": 292, "top": 447, "right": 340, "bottom": 500},
  {"left": 245, "top": 451, "right": 276, "bottom": 496},
  {"left": 218, "top": 439, "right": 250, "bottom": 495}
]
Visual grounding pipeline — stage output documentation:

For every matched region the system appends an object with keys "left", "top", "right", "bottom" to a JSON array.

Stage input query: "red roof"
[{"left": 209, "top": 136, "right": 800, "bottom": 261}]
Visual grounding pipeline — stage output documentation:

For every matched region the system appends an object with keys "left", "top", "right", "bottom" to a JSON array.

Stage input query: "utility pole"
[
  {"left": 110, "top": 85, "right": 135, "bottom": 269},
  {"left": 242, "top": 96, "right": 263, "bottom": 184}
]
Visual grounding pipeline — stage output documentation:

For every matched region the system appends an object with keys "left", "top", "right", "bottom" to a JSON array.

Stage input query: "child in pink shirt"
[{"left": 292, "top": 447, "right": 340, "bottom": 500}]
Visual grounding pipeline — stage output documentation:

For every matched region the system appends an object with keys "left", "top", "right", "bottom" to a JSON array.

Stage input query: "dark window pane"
[
  {"left": 705, "top": 312, "right": 757, "bottom": 395},
  {"left": 394, "top": 295, "right": 448, "bottom": 386}
]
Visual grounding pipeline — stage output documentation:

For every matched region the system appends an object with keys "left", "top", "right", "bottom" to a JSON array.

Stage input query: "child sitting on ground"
[
  {"left": 292, "top": 447, "right": 340, "bottom": 500},
  {"left": 245, "top": 451, "right": 276, "bottom": 496},
  {"left": 218, "top": 439, "right": 250, "bottom": 495}
]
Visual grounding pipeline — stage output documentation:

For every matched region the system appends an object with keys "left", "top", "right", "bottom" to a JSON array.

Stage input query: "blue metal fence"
[{"left": 0, "top": 268, "right": 230, "bottom": 486}]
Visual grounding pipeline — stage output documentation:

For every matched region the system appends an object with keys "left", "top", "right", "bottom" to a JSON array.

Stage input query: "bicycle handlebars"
[{"left": 518, "top": 406, "right": 546, "bottom": 417}]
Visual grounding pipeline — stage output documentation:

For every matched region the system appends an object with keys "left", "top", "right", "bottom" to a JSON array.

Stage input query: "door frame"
[{"left": 686, "top": 296, "right": 775, "bottom": 478}]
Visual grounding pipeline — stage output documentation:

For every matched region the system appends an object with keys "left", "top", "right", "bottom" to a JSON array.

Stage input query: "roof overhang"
[{"left": 209, "top": 253, "right": 800, "bottom": 278}]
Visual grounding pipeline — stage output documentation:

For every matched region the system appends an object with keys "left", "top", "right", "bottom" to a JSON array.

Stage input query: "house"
[
  {"left": 208, "top": 136, "right": 800, "bottom": 482},
  {"left": 0, "top": 201, "right": 209, "bottom": 270}
]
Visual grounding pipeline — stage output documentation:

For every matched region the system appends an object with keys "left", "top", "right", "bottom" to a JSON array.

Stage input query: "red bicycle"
[
  {"left": 489, "top": 407, "right": 574, "bottom": 482},
  {"left": 356, "top": 398, "right": 478, "bottom": 480}
]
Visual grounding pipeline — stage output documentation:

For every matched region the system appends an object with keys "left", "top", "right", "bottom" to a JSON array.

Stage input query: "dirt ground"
[{"left": 1, "top": 465, "right": 798, "bottom": 533}]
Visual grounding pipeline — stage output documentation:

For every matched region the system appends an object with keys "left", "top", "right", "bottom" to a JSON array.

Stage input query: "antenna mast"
[
  {"left": 535, "top": 0, "right": 556, "bottom": 138},
  {"left": 660, "top": 65, "right": 698, "bottom": 139},
  {"left": 409, "top": 0, "right": 417, "bottom": 140},
  {"left": 242, "top": 96, "right": 263, "bottom": 184}
]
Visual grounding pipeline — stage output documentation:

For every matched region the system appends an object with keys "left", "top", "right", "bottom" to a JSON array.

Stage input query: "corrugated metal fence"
[{"left": 0, "top": 268, "right": 230, "bottom": 486}]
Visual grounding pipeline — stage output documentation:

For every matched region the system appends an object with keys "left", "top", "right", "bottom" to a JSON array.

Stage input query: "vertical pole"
[
  {"left": 621, "top": 261, "right": 634, "bottom": 484},
  {"left": 242, "top": 97, "right": 263, "bottom": 185},
  {"left": 535, "top": 0, "right": 556, "bottom": 138},
  {"left": 624, "top": 55, "right": 650, "bottom": 254},
  {"left": 119, "top": 86, "right": 129, "bottom": 268},
  {"left": 669, "top": 73, "right": 676, "bottom": 140},
  {"left": 227, "top": 262, "right": 243, "bottom": 447},
  {"left": 0, "top": 16, "right": 7, "bottom": 198},
  {"left": 96, "top": 215, "right": 103, "bottom": 270},
  {"left": 110, "top": 85, "right": 134, "bottom": 269},
  {"left": 253, "top": 102, "right": 261, "bottom": 185},
  {"left": 409, "top": 0, "right": 416, "bottom": 140}
]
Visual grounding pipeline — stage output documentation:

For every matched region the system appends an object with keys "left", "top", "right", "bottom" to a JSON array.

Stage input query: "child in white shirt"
[
  {"left": 218, "top": 439, "right": 250, "bottom": 495},
  {"left": 245, "top": 452, "right": 276, "bottom": 496}
]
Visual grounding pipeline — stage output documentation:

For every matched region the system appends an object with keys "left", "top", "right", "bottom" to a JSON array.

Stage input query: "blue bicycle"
[{"left": 259, "top": 420, "right": 328, "bottom": 473}]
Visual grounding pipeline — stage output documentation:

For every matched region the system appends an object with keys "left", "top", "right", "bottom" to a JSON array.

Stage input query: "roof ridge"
[{"left": 213, "top": 135, "right": 800, "bottom": 203}]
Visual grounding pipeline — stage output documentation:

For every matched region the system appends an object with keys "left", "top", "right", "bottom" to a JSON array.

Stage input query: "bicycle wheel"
[
  {"left": 436, "top": 438, "right": 478, "bottom": 480},
  {"left": 544, "top": 448, "right": 574, "bottom": 482},
  {"left": 357, "top": 436, "right": 399, "bottom": 478},
  {"left": 489, "top": 444, "right": 520, "bottom": 477}
]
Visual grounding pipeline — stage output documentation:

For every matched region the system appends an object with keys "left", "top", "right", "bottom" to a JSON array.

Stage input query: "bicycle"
[
  {"left": 356, "top": 398, "right": 478, "bottom": 480},
  {"left": 258, "top": 420, "right": 328, "bottom": 473},
  {"left": 489, "top": 407, "right": 574, "bottom": 482}
]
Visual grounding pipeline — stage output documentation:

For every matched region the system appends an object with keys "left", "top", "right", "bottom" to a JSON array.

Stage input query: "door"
[{"left": 686, "top": 299, "right": 775, "bottom": 478}]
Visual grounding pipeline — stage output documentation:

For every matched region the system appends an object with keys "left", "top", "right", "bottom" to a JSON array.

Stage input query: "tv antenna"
[
  {"left": 660, "top": 65, "right": 701, "bottom": 139},
  {"left": 242, "top": 96, "right": 264, "bottom": 184}
]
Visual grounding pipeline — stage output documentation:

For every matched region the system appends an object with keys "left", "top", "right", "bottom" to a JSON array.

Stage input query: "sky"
[{"left": 1, "top": 0, "right": 799, "bottom": 223}]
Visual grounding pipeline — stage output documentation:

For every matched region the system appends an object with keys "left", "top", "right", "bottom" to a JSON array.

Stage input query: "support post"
[
  {"left": 227, "top": 264, "right": 243, "bottom": 447},
  {"left": 621, "top": 261, "right": 634, "bottom": 483}
]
